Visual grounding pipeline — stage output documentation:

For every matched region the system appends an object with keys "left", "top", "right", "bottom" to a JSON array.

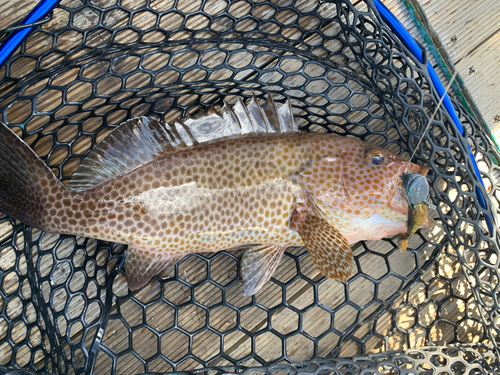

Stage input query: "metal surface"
[{"left": 0, "top": 0, "right": 499, "bottom": 374}]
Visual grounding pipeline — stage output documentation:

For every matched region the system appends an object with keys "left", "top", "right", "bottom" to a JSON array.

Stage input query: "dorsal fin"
[
  {"left": 68, "top": 95, "right": 297, "bottom": 191},
  {"left": 68, "top": 116, "right": 186, "bottom": 191}
]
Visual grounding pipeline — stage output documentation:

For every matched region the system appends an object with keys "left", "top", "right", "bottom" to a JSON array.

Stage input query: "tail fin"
[{"left": 0, "top": 122, "right": 65, "bottom": 229}]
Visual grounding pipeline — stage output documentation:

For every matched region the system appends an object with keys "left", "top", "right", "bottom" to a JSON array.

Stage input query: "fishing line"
[{"left": 405, "top": 70, "right": 459, "bottom": 173}]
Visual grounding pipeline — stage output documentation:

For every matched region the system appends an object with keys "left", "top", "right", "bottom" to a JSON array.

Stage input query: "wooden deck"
[
  {"left": 0, "top": 0, "right": 497, "bottom": 373},
  {"left": 384, "top": 0, "right": 500, "bottom": 137}
]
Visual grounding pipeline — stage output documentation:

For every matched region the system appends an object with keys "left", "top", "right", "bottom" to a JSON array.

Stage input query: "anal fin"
[
  {"left": 241, "top": 245, "right": 286, "bottom": 296},
  {"left": 291, "top": 210, "right": 354, "bottom": 282},
  {"left": 125, "top": 245, "right": 184, "bottom": 290}
]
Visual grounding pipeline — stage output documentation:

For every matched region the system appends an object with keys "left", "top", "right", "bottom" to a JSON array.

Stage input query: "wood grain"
[{"left": 0, "top": 0, "right": 493, "bottom": 371}]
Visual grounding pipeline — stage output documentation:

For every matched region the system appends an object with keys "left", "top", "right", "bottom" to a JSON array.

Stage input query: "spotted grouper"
[{"left": 0, "top": 95, "right": 433, "bottom": 295}]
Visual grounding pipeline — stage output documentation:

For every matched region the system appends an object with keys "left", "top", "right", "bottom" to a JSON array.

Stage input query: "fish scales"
[
  {"left": 63, "top": 134, "right": 311, "bottom": 249},
  {"left": 0, "top": 95, "right": 433, "bottom": 295},
  {"left": 34, "top": 134, "right": 367, "bottom": 247},
  {"left": 39, "top": 133, "right": 406, "bottom": 249}
]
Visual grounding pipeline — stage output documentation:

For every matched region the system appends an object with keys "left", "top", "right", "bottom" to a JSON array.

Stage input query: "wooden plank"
[
  {"left": 456, "top": 34, "right": 500, "bottom": 133},
  {"left": 415, "top": 0, "right": 500, "bottom": 65},
  {"left": 385, "top": 0, "right": 500, "bottom": 132},
  {"left": 413, "top": 0, "right": 500, "bottom": 129},
  {"left": 0, "top": 1, "right": 40, "bottom": 30},
  {"left": 381, "top": 0, "right": 446, "bottom": 82},
  {"left": 0, "top": 0, "right": 494, "bottom": 370}
]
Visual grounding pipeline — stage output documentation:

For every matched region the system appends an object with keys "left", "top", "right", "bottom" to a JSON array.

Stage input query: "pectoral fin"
[
  {"left": 291, "top": 210, "right": 354, "bottom": 282},
  {"left": 241, "top": 245, "right": 286, "bottom": 296},
  {"left": 125, "top": 245, "right": 184, "bottom": 290}
]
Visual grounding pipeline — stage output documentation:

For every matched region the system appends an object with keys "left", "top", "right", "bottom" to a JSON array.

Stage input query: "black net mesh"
[{"left": 0, "top": 0, "right": 499, "bottom": 374}]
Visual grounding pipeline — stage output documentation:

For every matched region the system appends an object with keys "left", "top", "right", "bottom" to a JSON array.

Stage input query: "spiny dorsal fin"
[
  {"left": 68, "top": 116, "right": 186, "bottom": 191},
  {"left": 68, "top": 95, "right": 297, "bottom": 191}
]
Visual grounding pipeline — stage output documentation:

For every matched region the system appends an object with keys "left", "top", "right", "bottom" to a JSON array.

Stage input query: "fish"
[
  {"left": 398, "top": 201, "right": 428, "bottom": 252},
  {"left": 0, "top": 95, "right": 433, "bottom": 296},
  {"left": 398, "top": 173, "right": 431, "bottom": 252}
]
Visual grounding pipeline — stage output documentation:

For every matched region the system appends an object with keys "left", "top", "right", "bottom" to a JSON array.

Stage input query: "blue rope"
[
  {"left": 0, "top": 0, "right": 61, "bottom": 69},
  {"left": 373, "top": 0, "right": 494, "bottom": 235}
]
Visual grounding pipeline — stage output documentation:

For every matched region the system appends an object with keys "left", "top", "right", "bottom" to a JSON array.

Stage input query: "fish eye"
[{"left": 369, "top": 153, "right": 385, "bottom": 166}]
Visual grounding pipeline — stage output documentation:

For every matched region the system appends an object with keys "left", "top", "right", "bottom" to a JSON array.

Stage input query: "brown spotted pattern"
[
  {"left": 0, "top": 122, "right": 430, "bottom": 292},
  {"left": 289, "top": 141, "right": 425, "bottom": 243},
  {"left": 291, "top": 210, "right": 354, "bottom": 282},
  {"left": 125, "top": 245, "right": 184, "bottom": 289},
  {"left": 0, "top": 123, "right": 66, "bottom": 230},
  {"left": 64, "top": 133, "right": 311, "bottom": 249}
]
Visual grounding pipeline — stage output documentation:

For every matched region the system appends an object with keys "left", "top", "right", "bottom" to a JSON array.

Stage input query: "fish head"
[
  {"left": 292, "top": 138, "right": 433, "bottom": 242},
  {"left": 359, "top": 146, "right": 431, "bottom": 218}
]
